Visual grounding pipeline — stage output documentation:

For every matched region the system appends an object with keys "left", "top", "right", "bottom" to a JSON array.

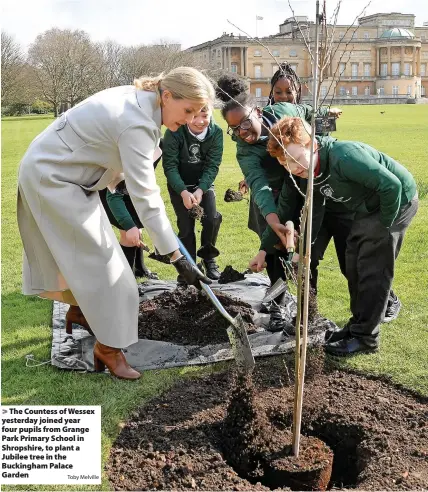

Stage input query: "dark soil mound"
[
  {"left": 189, "top": 204, "right": 204, "bottom": 221},
  {"left": 218, "top": 265, "right": 246, "bottom": 284},
  {"left": 138, "top": 288, "right": 256, "bottom": 345},
  {"left": 107, "top": 352, "right": 428, "bottom": 491}
]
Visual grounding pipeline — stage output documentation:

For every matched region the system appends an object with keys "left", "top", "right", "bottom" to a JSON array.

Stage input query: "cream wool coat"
[{"left": 17, "top": 86, "right": 178, "bottom": 348}]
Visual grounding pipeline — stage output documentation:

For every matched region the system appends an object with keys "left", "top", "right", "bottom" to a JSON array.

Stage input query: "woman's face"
[
  {"left": 278, "top": 142, "right": 311, "bottom": 178},
  {"left": 161, "top": 90, "right": 205, "bottom": 131},
  {"left": 272, "top": 78, "right": 296, "bottom": 104},
  {"left": 225, "top": 106, "right": 262, "bottom": 144}
]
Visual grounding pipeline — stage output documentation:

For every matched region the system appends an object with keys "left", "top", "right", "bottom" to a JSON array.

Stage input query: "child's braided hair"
[{"left": 268, "top": 62, "right": 302, "bottom": 105}]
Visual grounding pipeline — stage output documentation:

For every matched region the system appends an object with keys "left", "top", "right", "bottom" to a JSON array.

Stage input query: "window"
[
  {"left": 392, "top": 63, "right": 400, "bottom": 76},
  {"left": 289, "top": 64, "right": 297, "bottom": 73},
  {"left": 217, "top": 50, "right": 221, "bottom": 57},
  {"left": 352, "top": 86, "right": 358, "bottom": 95},
  {"left": 364, "top": 86, "right": 370, "bottom": 95},
  {"left": 378, "top": 86, "right": 384, "bottom": 95},
  {"left": 407, "top": 85, "right": 412, "bottom": 96},
  {"left": 255, "top": 88, "right": 262, "bottom": 98},
  {"left": 272, "top": 65, "right": 278, "bottom": 75},
  {"left": 351, "top": 63, "right": 358, "bottom": 78},
  {"left": 381, "top": 63, "right": 388, "bottom": 76},
  {"left": 364, "top": 63, "right": 371, "bottom": 77},
  {"left": 320, "top": 86, "right": 327, "bottom": 97},
  {"left": 392, "top": 86, "right": 399, "bottom": 96},
  {"left": 339, "top": 86, "right": 346, "bottom": 96},
  {"left": 231, "top": 63, "right": 237, "bottom": 73},
  {"left": 254, "top": 65, "right": 262, "bottom": 78},
  {"left": 404, "top": 63, "right": 411, "bottom": 76},
  {"left": 289, "top": 49, "right": 297, "bottom": 57},
  {"left": 339, "top": 63, "right": 346, "bottom": 75},
  {"left": 254, "top": 50, "right": 262, "bottom": 57},
  {"left": 364, "top": 31, "right": 369, "bottom": 39},
  {"left": 272, "top": 50, "right": 280, "bottom": 57},
  {"left": 421, "top": 64, "right": 426, "bottom": 76},
  {"left": 422, "top": 86, "right": 426, "bottom": 96},
  {"left": 352, "top": 31, "right": 358, "bottom": 39}
]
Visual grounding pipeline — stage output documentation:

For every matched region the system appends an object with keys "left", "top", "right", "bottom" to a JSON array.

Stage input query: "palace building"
[{"left": 187, "top": 12, "right": 428, "bottom": 102}]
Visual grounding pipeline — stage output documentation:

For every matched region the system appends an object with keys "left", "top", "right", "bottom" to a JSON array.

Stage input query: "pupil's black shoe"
[
  {"left": 202, "top": 259, "right": 221, "bottom": 280},
  {"left": 383, "top": 293, "right": 401, "bottom": 323}
]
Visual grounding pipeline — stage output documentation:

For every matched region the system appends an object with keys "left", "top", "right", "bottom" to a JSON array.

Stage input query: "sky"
[{"left": 2, "top": 0, "right": 427, "bottom": 52}]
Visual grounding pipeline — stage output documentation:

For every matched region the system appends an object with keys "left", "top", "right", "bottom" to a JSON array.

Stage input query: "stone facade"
[{"left": 187, "top": 13, "right": 428, "bottom": 101}]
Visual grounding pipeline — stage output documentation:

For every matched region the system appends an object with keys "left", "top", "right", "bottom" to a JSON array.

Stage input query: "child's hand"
[
  {"left": 125, "top": 227, "right": 142, "bottom": 247},
  {"left": 329, "top": 107, "right": 342, "bottom": 118},
  {"left": 181, "top": 190, "right": 197, "bottom": 210},
  {"left": 193, "top": 188, "right": 203, "bottom": 205},
  {"left": 238, "top": 179, "right": 249, "bottom": 195},
  {"left": 249, "top": 251, "right": 267, "bottom": 273}
]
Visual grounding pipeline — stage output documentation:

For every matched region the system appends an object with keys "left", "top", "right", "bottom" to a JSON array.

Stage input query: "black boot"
[
  {"left": 202, "top": 258, "right": 221, "bottom": 280},
  {"left": 134, "top": 248, "right": 159, "bottom": 280},
  {"left": 120, "top": 245, "right": 136, "bottom": 271}
]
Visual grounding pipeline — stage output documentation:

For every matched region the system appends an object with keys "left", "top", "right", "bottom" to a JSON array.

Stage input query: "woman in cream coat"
[{"left": 17, "top": 67, "right": 213, "bottom": 380}]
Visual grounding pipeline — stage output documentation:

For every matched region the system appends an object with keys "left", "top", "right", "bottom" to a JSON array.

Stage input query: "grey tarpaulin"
[{"left": 50, "top": 273, "right": 337, "bottom": 372}]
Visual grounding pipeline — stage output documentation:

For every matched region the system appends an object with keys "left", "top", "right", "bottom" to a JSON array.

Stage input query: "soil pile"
[
  {"left": 218, "top": 265, "right": 246, "bottom": 284},
  {"left": 138, "top": 288, "right": 256, "bottom": 345},
  {"left": 222, "top": 374, "right": 332, "bottom": 490},
  {"left": 107, "top": 352, "right": 428, "bottom": 491}
]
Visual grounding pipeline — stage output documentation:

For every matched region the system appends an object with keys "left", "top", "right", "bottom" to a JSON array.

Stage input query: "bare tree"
[
  {"left": 28, "top": 28, "right": 100, "bottom": 115},
  {"left": 94, "top": 40, "right": 125, "bottom": 89},
  {"left": 1, "top": 32, "right": 25, "bottom": 103}
]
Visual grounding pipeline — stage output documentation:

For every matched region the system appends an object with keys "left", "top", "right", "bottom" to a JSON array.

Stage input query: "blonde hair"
[
  {"left": 134, "top": 67, "right": 215, "bottom": 107},
  {"left": 267, "top": 117, "right": 312, "bottom": 158}
]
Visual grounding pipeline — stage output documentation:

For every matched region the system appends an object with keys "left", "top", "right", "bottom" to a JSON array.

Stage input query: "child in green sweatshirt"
[
  {"left": 255, "top": 117, "right": 418, "bottom": 355},
  {"left": 162, "top": 106, "right": 223, "bottom": 281}
]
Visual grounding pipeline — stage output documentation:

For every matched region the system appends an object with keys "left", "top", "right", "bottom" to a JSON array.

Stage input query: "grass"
[{"left": 2, "top": 105, "right": 428, "bottom": 490}]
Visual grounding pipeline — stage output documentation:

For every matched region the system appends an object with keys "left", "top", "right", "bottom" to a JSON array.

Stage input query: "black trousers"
[
  {"left": 346, "top": 197, "right": 418, "bottom": 342},
  {"left": 168, "top": 185, "right": 221, "bottom": 262},
  {"left": 310, "top": 212, "right": 354, "bottom": 293}
]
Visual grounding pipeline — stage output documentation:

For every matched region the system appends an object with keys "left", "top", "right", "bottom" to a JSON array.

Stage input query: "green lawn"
[{"left": 2, "top": 105, "right": 428, "bottom": 490}]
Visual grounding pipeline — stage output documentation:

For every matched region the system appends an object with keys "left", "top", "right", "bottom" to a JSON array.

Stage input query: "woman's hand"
[
  {"left": 249, "top": 250, "right": 267, "bottom": 273},
  {"left": 125, "top": 227, "right": 142, "bottom": 247},
  {"left": 193, "top": 188, "right": 203, "bottom": 205},
  {"left": 181, "top": 190, "right": 197, "bottom": 209},
  {"left": 329, "top": 107, "right": 342, "bottom": 118},
  {"left": 238, "top": 179, "right": 249, "bottom": 195}
]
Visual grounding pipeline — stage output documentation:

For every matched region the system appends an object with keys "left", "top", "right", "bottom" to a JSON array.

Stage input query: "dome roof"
[{"left": 379, "top": 28, "right": 415, "bottom": 39}]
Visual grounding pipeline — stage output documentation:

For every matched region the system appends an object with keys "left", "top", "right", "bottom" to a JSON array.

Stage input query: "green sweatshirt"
[
  {"left": 106, "top": 185, "right": 137, "bottom": 231},
  {"left": 261, "top": 136, "right": 417, "bottom": 253},
  {"left": 162, "top": 119, "right": 223, "bottom": 194},
  {"left": 236, "top": 101, "right": 317, "bottom": 218}
]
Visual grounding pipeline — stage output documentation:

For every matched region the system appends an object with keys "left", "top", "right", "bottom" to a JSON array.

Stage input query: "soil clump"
[
  {"left": 218, "top": 265, "right": 246, "bottom": 284},
  {"left": 189, "top": 204, "right": 204, "bottom": 221},
  {"left": 224, "top": 188, "right": 247, "bottom": 202}
]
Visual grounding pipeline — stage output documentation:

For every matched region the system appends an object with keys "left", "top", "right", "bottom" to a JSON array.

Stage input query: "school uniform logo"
[
  {"left": 189, "top": 143, "right": 201, "bottom": 163},
  {"left": 319, "top": 184, "right": 350, "bottom": 203}
]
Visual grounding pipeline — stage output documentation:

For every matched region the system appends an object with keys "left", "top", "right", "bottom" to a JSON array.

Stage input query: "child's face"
[
  {"left": 225, "top": 106, "right": 262, "bottom": 144},
  {"left": 187, "top": 107, "right": 211, "bottom": 134},
  {"left": 278, "top": 142, "right": 311, "bottom": 178},
  {"left": 273, "top": 78, "right": 297, "bottom": 104}
]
